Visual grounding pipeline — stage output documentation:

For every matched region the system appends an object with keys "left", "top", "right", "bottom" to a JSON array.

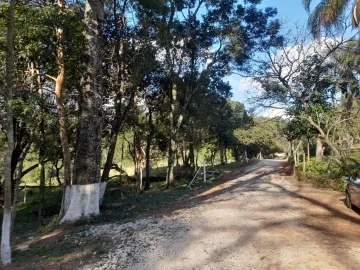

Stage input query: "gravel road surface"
[{"left": 81, "top": 159, "right": 360, "bottom": 270}]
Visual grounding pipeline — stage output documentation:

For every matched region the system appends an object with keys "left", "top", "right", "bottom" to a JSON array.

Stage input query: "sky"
[{"left": 229, "top": 0, "right": 309, "bottom": 109}]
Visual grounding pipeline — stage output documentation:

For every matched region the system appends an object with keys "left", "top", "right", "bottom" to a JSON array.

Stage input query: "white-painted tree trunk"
[
  {"left": 2, "top": 0, "right": 15, "bottom": 265},
  {"left": 64, "top": 185, "right": 72, "bottom": 213},
  {"left": 60, "top": 183, "right": 100, "bottom": 223},
  {"left": 59, "top": 185, "right": 72, "bottom": 219},
  {"left": 1, "top": 209, "right": 11, "bottom": 265},
  {"left": 99, "top": 181, "right": 107, "bottom": 204}
]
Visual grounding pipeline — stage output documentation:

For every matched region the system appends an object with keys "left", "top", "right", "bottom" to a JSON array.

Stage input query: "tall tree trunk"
[
  {"left": 56, "top": 0, "right": 72, "bottom": 219},
  {"left": 166, "top": 135, "right": 176, "bottom": 187},
  {"left": 316, "top": 135, "right": 323, "bottom": 162},
  {"left": 37, "top": 62, "right": 46, "bottom": 222},
  {"left": 134, "top": 129, "right": 143, "bottom": 194},
  {"left": 166, "top": 84, "right": 177, "bottom": 188},
  {"left": 11, "top": 142, "right": 31, "bottom": 232},
  {"left": 60, "top": 0, "right": 104, "bottom": 223},
  {"left": 145, "top": 108, "right": 153, "bottom": 190},
  {"left": 100, "top": 0, "right": 132, "bottom": 200},
  {"left": 1, "top": 0, "right": 15, "bottom": 265}
]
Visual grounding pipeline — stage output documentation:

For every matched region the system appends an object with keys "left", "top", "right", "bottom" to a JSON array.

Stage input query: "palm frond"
[
  {"left": 303, "top": 0, "right": 313, "bottom": 13},
  {"left": 307, "top": 0, "right": 352, "bottom": 36}
]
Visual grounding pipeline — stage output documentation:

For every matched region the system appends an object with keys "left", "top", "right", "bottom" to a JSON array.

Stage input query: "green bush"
[{"left": 296, "top": 158, "right": 346, "bottom": 192}]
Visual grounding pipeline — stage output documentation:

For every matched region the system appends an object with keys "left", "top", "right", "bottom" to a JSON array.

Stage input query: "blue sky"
[{"left": 229, "top": 0, "right": 309, "bottom": 105}]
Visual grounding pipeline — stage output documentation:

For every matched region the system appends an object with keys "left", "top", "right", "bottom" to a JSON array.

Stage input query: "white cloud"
[
  {"left": 262, "top": 108, "right": 287, "bottom": 119},
  {"left": 236, "top": 78, "right": 261, "bottom": 93}
]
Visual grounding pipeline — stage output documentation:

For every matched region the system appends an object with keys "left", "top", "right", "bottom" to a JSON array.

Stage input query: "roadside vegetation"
[{"left": 2, "top": 0, "right": 360, "bottom": 268}]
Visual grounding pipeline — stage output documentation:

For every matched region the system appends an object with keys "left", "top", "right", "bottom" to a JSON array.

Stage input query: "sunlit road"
[{"left": 82, "top": 159, "right": 360, "bottom": 270}]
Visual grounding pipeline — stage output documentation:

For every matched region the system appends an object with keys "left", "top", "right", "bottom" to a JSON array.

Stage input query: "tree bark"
[
  {"left": 307, "top": 138, "right": 310, "bottom": 162},
  {"left": 220, "top": 146, "right": 224, "bottom": 165},
  {"left": 134, "top": 129, "right": 143, "bottom": 194},
  {"left": 145, "top": 108, "right": 154, "bottom": 190},
  {"left": 166, "top": 84, "right": 177, "bottom": 188},
  {"left": 289, "top": 141, "right": 294, "bottom": 164},
  {"left": 316, "top": 135, "right": 323, "bottom": 162},
  {"left": 61, "top": 0, "right": 104, "bottom": 223},
  {"left": 11, "top": 142, "right": 31, "bottom": 232},
  {"left": 37, "top": 61, "right": 46, "bottom": 222},
  {"left": 189, "top": 142, "right": 195, "bottom": 167},
  {"left": 55, "top": 161, "right": 63, "bottom": 186},
  {"left": 1, "top": 0, "right": 15, "bottom": 265}
]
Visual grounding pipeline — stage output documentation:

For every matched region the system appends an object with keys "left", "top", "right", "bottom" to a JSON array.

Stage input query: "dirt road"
[{"left": 81, "top": 159, "right": 360, "bottom": 270}]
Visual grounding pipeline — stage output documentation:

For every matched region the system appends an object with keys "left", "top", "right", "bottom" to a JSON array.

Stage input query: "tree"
[
  {"left": 303, "top": 0, "right": 360, "bottom": 36},
  {"left": 55, "top": 0, "right": 72, "bottom": 218},
  {"left": 251, "top": 22, "right": 355, "bottom": 165},
  {"left": 1, "top": 0, "right": 15, "bottom": 265},
  {"left": 146, "top": 0, "right": 281, "bottom": 187},
  {"left": 234, "top": 117, "right": 285, "bottom": 159},
  {"left": 60, "top": 0, "right": 104, "bottom": 222}
]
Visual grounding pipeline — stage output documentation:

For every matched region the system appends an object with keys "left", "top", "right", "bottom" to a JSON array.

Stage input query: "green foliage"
[
  {"left": 303, "top": 159, "right": 329, "bottom": 175},
  {"left": 296, "top": 158, "right": 348, "bottom": 192},
  {"left": 234, "top": 117, "right": 285, "bottom": 157}
]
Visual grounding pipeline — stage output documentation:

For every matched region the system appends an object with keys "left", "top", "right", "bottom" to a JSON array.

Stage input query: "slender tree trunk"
[
  {"left": 37, "top": 61, "right": 46, "bottom": 222},
  {"left": 101, "top": 0, "right": 132, "bottom": 198},
  {"left": 166, "top": 84, "right": 177, "bottom": 188},
  {"left": 224, "top": 147, "right": 228, "bottom": 164},
  {"left": 316, "top": 135, "right": 323, "bottom": 162},
  {"left": 145, "top": 108, "right": 154, "bottom": 190},
  {"left": 119, "top": 140, "right": 124, "bottom": 197},
  {"left": 220, "top": 144, "right": 225, "bottom": 165},
  {"left": 307, "top": 138, "right": 310, "bottom": 162},
  {"left": 195, "top": 150, "right": 199, "bottom": 169},
  {"left": 56, "top": 0, "right": 72, "bottom": 219},
  {"left": 134, "top": 129, "right": 143, "bottom": 194},
  {"left": 11, "top": 142, "right": 31, "bottom": 232},
  {"left": 60, "top": 0, "right": 104, "bottom": 223},
  {"left": 1, "top": 0, "right": 15, "bottom": 265},
  {"left": 189, "top": 142, "right": 195, "bottom": 167},
  {"left": 55, "top": 161, "right": 62, "bottom": 186},
  {"left": 288, "top": 141, "right": 294, "bottom": 164},
  {"left": 38, "top": 149, "right": 45, "bottom": 221},
  {"left": 181, "top": 147, "right": 186, "bottom": 166}
]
